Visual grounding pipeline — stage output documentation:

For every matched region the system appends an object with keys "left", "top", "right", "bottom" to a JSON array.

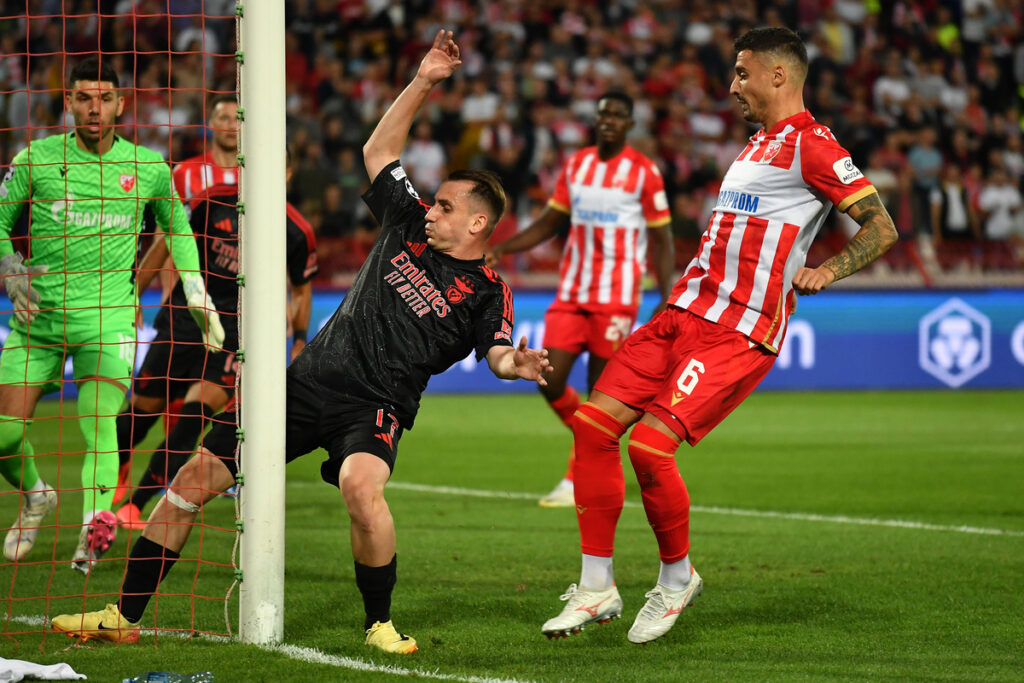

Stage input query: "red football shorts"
[
  {"left": 543, "top": 300, "right": 638, "bottom": 359},
  {"left": 594, "top": 306, "right": 776, "bottom": 445}
]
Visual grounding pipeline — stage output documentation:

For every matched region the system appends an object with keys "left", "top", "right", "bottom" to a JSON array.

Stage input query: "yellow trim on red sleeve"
[
  {"left": 548, "top": 199, "right": 571, "bottom": 215},
  {"left": 837, "top": 185, "right": 876, "bottom": 213},
  {"left": 646, "top": 216, "right": 672, "bottom": 228}
]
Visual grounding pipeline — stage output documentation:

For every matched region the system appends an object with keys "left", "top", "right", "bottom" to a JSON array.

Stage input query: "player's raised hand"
[
  {"left": 512, "top": 335, "right": 552, "bottom": 386},
  {"left": 417, "top": 30, "right": 461, "bottom": 85},
  {"left": 791, "top": 265, "right": 835, "bottom": 295},
  {"left": 0, "top": 253, "right": 48, "bottom": 324}
]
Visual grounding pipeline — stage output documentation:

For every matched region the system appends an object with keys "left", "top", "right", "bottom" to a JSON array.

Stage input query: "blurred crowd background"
[{"left": 0, "top": 0, "right": 1022, "bottom": 287}]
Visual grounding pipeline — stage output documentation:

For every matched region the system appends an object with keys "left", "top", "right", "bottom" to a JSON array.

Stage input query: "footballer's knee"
[
  {"left": 340, "top": 476, "right": 386, "bottom": 531},
  {"left": 167, "top": 448, "right": 232, "bottom": 508},
  {"left": 338, "top": 453, "right": 389, "bottom": 531}
]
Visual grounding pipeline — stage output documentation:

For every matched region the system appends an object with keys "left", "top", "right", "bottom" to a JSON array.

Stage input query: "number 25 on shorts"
[{"left": 671, "top": 358, "right": 705, "bottom": 405}]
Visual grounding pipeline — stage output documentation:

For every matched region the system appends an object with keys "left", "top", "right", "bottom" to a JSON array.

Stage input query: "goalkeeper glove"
[
  {"left": 0, "top": 253, "right": 48, "bottom": 324},
  {"left": 181, "top": 272, "right": 225, "bottom": 352}
]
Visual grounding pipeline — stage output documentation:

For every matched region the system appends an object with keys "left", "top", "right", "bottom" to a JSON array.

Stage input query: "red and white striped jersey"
[
  {"left": 671, "top": 111, "right": 875, "bottom": 352},
  {"left": 172, "top": 151, "right": 238, "bottom": 201},
  {"left": 550, "top": 145, "right": 671, "bottom": 309}
]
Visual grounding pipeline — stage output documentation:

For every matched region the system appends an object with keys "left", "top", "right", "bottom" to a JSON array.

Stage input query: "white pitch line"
[
  {"left": 9, "top": 616, "right": 530, "bottom": 683},
  {"left": 266, "top": 643, "right": 531, "bottom": 683},
  {"left": 384, "top": 481, "right": 1024, "bottom": 538}
]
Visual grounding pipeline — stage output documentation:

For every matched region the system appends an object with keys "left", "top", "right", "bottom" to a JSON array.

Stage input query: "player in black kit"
[
  {"left": 51, "top": 31, "right": 551, "bottom": 654},
  {"left": 113, "top": 179, "right": 318, "bottom": 529}
]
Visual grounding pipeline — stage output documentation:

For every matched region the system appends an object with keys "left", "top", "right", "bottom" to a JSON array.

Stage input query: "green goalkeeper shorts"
[{"left": 0, "top": 310, "right": 136, "bottom": 394}]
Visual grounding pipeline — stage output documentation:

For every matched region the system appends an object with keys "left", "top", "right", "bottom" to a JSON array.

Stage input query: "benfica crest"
[{"left": 120, "top": 174, "right": 136, "bottom": 192}]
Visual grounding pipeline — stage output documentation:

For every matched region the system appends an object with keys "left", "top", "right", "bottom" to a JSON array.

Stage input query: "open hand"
[
  {"left": 418, "top": 30, "right": 462, "bottom": 85},
  {"left": 512, "top": 335, "right": 552, "bottom": 386}
]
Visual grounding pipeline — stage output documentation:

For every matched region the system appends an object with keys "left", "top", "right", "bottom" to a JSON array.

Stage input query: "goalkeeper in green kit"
[{"left": 0, "top": 57, "right": 225, "bottom": 574}]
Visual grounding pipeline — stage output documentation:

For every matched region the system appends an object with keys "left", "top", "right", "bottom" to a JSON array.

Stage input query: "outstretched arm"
[
  {"left": 363, "top": 30, "right": 461, "bottom": 183},
  {"left": 792, "top": 192, "right": 898, "bottom": 295},
  {"left": 486, "top": 336, "right": 552, "bottom": 385},
  {"left": 484, "top": 206, "right": 569, "bottom": 267}
]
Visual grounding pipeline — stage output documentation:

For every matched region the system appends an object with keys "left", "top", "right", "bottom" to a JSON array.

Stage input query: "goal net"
[{"left": 1, "top": 1, "right": 241, "bottom": 646}]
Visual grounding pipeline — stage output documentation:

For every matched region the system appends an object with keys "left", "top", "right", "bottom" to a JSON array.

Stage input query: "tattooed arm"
[{"left": 792, "top": 192, "right": 899, "bottom": 295}]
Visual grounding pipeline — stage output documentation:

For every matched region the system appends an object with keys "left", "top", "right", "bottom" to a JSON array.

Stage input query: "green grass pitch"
[{"left": 2, "top": 390, "right": 1023, "bottom": 681}]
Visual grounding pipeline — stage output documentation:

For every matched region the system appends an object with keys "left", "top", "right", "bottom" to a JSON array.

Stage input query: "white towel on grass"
[{"left": 0, "top": 658, "right": 86, "bottom": 681}]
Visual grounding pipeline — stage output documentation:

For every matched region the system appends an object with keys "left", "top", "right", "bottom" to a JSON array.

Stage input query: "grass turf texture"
[{"left": 2, "top": 391, "right": 1023, "bottom": 681}]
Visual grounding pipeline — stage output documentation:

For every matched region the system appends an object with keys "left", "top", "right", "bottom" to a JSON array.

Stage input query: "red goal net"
[{"left": 1, "top": 1, "right": 240, "bottom": 648}]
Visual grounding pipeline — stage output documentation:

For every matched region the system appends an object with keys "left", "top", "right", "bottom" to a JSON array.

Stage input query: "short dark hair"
[
  {"left": 68, "top": 56, "right": 119, "bottom": 89},
  {"left": 598, "top": 91, "right": 633, "bottom": 117},
  {"left": 208, "top": 94, "right": 238, "bottom": 115},
  {"left": 446, "top": 169, "right": 507, "bottom": 236},
  {"left": 734, "top": 27, "right": 808, "bottom": 78}
]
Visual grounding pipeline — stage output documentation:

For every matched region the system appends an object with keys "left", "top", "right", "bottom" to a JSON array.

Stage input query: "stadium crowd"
[{"left": 0, "top": 0, "right": 1021, "bottom": 283}]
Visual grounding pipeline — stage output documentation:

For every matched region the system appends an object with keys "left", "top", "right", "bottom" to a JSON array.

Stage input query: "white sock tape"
[{"left": 166, "top": 488, "right": 200, "bottom": 514}]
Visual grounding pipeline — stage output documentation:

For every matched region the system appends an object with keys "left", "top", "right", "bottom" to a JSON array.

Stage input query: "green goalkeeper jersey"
[{"left": 0, "top": 132, "right": 201, "bottom": 321}]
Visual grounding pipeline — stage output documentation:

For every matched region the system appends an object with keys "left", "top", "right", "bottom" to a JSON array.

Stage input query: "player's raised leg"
[
  {"left": 52, "top": 442, "right": 235, "bottom": 642},
  {"left": 542, "top": 391, "right": 637, "bottom": 638},
  {"left": 121, "top": 380, "right": 228, "bottom": 529}
]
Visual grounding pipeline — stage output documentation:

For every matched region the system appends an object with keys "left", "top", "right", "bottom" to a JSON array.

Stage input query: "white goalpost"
[{"left": 237, "top": 1, "right": 287, "bottom": 644}]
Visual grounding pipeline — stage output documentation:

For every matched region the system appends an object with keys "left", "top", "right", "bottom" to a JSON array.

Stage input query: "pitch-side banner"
[
  {"left": 307, "top": 289, "right": 1024, "bottom": 392},
  {"left": 6, "top": 289, "right": 1023, "bottom": 398}
]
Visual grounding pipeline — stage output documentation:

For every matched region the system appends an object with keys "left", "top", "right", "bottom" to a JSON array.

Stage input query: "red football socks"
[
  {"left": 572, "top": 402, "right": 627, "bottom": 557},
  {"left": 550, "top": 387, "right": 582, "bottom": 481},
  {"left": 549, "top": 386, "right": 581, "bottom": 426},
  {"left": 627, "top": 422, "right": 689, "bottom": 563}
]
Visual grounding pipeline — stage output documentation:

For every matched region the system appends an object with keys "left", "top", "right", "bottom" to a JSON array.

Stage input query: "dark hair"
[
  {"left": 208, "top": 93, "right": 238, "bottom": 115},
  {"left": 734, "top": 27, "right": 808, "bottom": 78},
  {"left": 598, "top": 91, "right": 633, "bottom": 116},
  {"left": 446, "top": 169, "right": 507, "bottom": 236},
  {"left": 68, "top": 56, "right": 119, "bottom": 88}
]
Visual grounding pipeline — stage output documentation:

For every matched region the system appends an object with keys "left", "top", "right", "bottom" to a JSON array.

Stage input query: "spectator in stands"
[
  {"left": 931, "top": 163, "right": 982, "bottom": 271},
  {"left": 978, "top": 167, "right": 1023, "bottom": 245},
  {"left": 908, "top": 127, "right": 945, "bottom": 235},
  {"left": 402, "top": 120, "right": 447, "bottom": 198}
]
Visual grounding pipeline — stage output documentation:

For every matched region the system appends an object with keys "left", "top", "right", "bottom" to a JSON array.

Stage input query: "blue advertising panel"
[
  {"left": 6, "top": 288, "right": 1023, "bottom": 398},
  {"left": 305, "top": 289, "right": 1024, "bottom": 393}
]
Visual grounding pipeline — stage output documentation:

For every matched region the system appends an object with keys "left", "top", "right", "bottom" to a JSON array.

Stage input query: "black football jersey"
[
  {"left": 290, "top": 160, "right": 515, "bottom": 428},
  {"left": 161, "top": 185, "right": 318, "bottom": 342}
]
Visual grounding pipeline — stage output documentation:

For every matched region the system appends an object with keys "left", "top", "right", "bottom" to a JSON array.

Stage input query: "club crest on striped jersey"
[
  {"left": 760, "top": 140, "right": 783, "bottom": 164},
  {"left": 119, "top": 174, "right": 136, "bottom": 192}
]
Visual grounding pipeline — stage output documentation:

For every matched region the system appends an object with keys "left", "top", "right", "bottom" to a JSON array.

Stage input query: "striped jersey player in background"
[
  {"left": 172, "top": 95, "right": 239, "bottom": 202},
  {"left": 486, "top": 92, "right": 674, "bottom": 508},
  {"left": 541, "top": 26, "right": 899, "bottom": 645}
]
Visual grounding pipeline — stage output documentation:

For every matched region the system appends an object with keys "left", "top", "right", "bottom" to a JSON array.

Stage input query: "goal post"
[{"left": 237, "top": 1, "right": 287, "bottom": 644}]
